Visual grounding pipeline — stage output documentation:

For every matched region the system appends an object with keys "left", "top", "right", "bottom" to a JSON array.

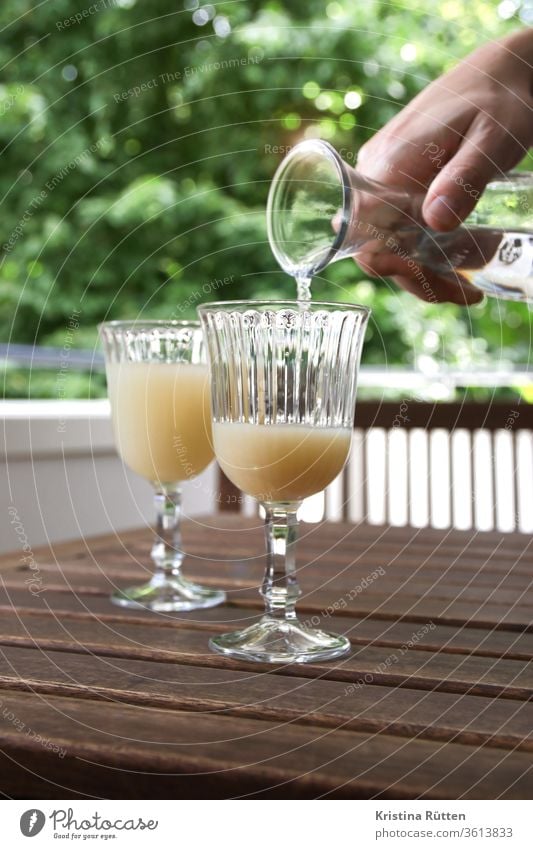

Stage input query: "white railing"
[
  {"left": 0, "top": 399, "right": 216, "bottom": 554},
  {"left": 1, "top": 366, "right": 532, "bottom": 552},
  {"left": 323, "top": 426, "right": 533, "bottom": 532}
]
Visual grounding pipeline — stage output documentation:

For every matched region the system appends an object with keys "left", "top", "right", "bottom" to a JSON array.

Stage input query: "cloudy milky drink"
[
  {"left": 213, "top": 422, "right": 352, "bottom": 502},
  {"left": 107, "top": 362, "right": 213, "bottom": 485}
]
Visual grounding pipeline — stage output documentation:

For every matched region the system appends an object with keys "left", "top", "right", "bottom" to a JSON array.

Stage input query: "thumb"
[{"left": 422, "top": 114, "right": 521, "bottom": 231}]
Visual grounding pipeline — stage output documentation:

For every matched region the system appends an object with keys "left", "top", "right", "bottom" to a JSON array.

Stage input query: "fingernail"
[{"left": 425, "top": 195, "right": 464, "bottom": 228}]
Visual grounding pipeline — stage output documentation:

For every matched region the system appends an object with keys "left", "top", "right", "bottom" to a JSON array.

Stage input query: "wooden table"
[{"left": 0, "top": 515, "right": 532, "bottom": 799}]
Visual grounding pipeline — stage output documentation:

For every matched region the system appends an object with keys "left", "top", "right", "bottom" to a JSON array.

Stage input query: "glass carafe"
[{"left": 267, "top": 139, "right": 533, "bottom": 302}]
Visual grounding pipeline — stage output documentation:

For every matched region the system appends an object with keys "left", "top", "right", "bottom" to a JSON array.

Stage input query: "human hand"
[{"left": 354, "top": 28, "right": 533, "bottom": 304}]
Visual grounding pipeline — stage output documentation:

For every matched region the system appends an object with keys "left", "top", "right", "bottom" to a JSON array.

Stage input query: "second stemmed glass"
[
  {"left": 199, "top": 300, "right": 369, "bottom": 663},
  {"left": 99, "top": 320, "right": 226, "bottom": 612}
]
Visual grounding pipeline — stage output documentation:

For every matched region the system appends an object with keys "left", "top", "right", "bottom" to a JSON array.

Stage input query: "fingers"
[
  {"left": 422, "top": 112, "right": 527, "bottom": 231},
  {"left": 393, "top": 272, "right": 484, "bottom": 306},
  {"left": 357, "top": 131, "right": 451, "bottom": 192},
  {"left": 355, "top": 253, "right": 484, "bottom": 305},
  {"left": 356, "top": 95, "right": 468, "bottom": 192},
  {"left": 356, "top": 252, "right": 417, "bottom": 280}
]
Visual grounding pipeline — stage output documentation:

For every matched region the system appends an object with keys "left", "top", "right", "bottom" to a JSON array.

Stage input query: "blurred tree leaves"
[{"left": 0, "top": 0, "right": 529, "bottom": 398}]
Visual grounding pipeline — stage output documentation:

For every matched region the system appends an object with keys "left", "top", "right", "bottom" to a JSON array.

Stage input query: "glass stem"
[
  {"left": 151, "top": 487, "right": 184, "bottom": 581},
  {"left": 261, "top": 505, "right": 301, "bottom": 620}
]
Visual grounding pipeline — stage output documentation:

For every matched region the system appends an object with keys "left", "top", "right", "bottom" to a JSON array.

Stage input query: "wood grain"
[
  {"left": 0, "top": 691, "right": 532, "bottom": 799},
  {"left": 0, "top": 517, "right": 532, "bottom": 799},
  {"left": 0, "top": 611, "right": 532, "bottom": 700},
  {"left": 2, "top": 645, "right": 533, "bottom": 753}
]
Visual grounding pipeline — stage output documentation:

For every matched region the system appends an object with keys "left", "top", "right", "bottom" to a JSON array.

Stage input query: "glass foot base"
[
  {"left": 111, "top": 575, "right": 226, "bottom": 612},
  {"left": 209, "top": 615, "right": 351, "bottom": 663}
]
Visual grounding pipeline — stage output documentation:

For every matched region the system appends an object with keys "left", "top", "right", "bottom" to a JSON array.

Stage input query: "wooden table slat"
[
  {"left": 0, "top": 612, "right": 532, "bottom": 700},
  {"left": 2, "top": 587, "right": 533, "bottom": 660},
  {"left": 1, "top": 646, "right": 533, "bottom": 753},
  {"left": 1, "top": 516, "right": 532, "bottom": 799},
  {"left": 1, "top": 691, "right": 532, "bottom": 799}
]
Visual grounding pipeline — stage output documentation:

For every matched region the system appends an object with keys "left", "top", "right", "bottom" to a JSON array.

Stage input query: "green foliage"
[{"left": 0, "top": 0, "right": 527, "bottom": 398}]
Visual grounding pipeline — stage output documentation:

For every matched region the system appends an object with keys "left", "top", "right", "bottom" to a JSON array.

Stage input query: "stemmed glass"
[
  {"left": 99, "top": 320, "right": 226, "bottom": 612},
  {"left": 199, "top": 300, "right": 369, "bottom": 662}
]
